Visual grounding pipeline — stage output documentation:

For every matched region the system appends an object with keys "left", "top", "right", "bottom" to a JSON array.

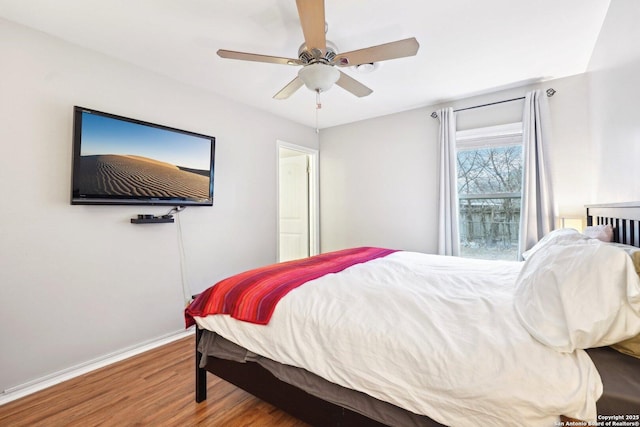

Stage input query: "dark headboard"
[{"left": 586, "top": 202, "right": 640, "bottom": 247}]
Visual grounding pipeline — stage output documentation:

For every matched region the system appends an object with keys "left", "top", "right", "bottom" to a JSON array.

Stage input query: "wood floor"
[{"left": 0, "top": 335, "right": 308, "bottom": 426}]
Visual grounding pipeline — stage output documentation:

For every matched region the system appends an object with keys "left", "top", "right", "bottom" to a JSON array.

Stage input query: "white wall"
[
  {"left": 0, "top": 19, "right": 317, "bottom": 393},
  {"left": 320, "top": 74, "right": 594, "bottom": 253},
  {"left": 319, "top": 108, "right": 436, "bottom": 253},
  {"left": 587, "top": 0, "right": 640, "bottom": 201}
]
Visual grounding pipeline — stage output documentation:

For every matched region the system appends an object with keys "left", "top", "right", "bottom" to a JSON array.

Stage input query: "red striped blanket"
[{"left": 185, "top": 247, "right": 397, "bottom": 327}]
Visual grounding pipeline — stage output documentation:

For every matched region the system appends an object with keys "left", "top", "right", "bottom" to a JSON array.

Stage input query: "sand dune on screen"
[{"left": 77, "top": 154, "right": 209, "bottom": 199}]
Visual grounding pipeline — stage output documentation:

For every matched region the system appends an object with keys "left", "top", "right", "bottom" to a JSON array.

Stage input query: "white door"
[{"left": 279, "top": 148, "right": 310, "bottom": 262}]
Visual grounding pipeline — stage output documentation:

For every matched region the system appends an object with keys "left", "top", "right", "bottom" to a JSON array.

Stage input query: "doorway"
[{"left": 277, "top": 141, "right": 319, "bottom": 262}]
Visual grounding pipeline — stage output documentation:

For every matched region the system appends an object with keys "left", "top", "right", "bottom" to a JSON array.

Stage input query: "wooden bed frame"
[
  {"left": 586, "top": 202, "right": 640, "bottom": 245},
  {"left": 194, "top": 202, "right": 640, "bottom": 426}
]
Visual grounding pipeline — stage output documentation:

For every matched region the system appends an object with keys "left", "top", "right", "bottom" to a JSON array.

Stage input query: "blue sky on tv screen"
[{"left": 80, "top": 112, "right": 212, "bottom": 171}]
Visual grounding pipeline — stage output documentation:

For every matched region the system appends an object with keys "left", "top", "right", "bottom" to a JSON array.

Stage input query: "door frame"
[{"left": 277, "top": 140, "right": 319, "bottom": 260}]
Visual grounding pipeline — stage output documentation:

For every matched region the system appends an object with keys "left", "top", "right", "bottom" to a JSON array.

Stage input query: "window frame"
[{"left": 455, "top": 122, "right": 524, "bottom": 260}]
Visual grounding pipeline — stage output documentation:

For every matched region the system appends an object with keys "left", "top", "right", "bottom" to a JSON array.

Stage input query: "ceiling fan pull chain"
[{"left": 315, "top": 90, "right": 321, "bottom": 134}]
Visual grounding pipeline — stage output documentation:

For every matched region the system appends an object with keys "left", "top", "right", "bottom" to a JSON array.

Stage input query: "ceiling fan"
[{"left": 217, "top": 0, "right": 420, "bottom": 100}]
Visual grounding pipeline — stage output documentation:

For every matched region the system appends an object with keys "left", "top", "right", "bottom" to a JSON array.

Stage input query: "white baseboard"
[{"left": 0, "top": 328, "right": 194, "bottom": 406}]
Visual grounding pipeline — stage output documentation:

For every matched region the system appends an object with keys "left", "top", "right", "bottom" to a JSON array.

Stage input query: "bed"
[{"left": 186, "top": 203, "right": 640, "bottom": 426}]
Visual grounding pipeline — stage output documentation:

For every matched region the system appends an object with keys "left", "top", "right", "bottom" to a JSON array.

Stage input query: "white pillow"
[
  {"left": 521, "top": 228, "right": 587, "bottom": 260},
  {"left": 582, "top": 224, "right": 614, "bottom": 242},
  {"left": 514, "top": 238, "right": 640, "bottom": 352}
]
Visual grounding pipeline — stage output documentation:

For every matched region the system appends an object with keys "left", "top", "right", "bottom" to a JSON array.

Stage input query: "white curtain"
[
  {"left": 518, "top": 90, "right": 556, "bottom": 258},
  {"left": 437, "top": 107, "right": 460, "bottom": 256}
]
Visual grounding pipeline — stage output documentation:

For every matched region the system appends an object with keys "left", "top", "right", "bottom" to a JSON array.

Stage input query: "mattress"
[
  {"left": 585, "top": 347, "right": 640, "bottom": 415},
  {"left": 200, "top": 331, "right": 640, "bottom": 425}
]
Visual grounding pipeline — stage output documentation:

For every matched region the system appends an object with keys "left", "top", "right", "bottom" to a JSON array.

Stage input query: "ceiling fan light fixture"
[{"left": 298, "top": 63, "right": 340, "bottom": 92}]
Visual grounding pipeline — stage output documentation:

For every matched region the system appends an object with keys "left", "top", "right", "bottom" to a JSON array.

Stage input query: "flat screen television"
[{"left": 71, "top": 106, "right": 215, "bottom": 206}]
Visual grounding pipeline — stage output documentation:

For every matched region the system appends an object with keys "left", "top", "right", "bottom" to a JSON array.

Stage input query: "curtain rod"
[{"left": 430, "top": 88, "right": 556, "bottom": 118}]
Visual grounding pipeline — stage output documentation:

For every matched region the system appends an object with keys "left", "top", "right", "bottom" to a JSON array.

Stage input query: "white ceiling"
[{"left": 0, "top": 0, "right": 611, "bottom": 129}]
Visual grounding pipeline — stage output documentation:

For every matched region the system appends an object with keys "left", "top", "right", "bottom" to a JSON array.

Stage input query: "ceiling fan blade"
[
  {"left": 295, "top": 0, "right": 327, "bottom": 53},
  {"left": 273, "top": 76, "right": 304, "bottom": 100},
  {"left": 335, "top": 71, "right": 373, "bottom": 98},
  {"left": 333, "top": 37, "right": 420, "bottom": 67},
  {"left": 217, "top": 49, "right": 302, "bottom": 66}
]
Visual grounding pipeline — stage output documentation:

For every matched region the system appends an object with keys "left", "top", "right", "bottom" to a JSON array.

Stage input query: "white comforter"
[{"left": 195, "top": 251, "right": 602, "bottom": 426}]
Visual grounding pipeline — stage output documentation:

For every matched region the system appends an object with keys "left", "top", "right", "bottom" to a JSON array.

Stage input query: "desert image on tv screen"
[{"left": 76, "top": 112, "right": 212, "bottom": 201}]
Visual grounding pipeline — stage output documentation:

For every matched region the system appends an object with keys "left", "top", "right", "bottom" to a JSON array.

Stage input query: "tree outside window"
[{"left": 457, "top": 144, "right": 522, "bottom": 260}]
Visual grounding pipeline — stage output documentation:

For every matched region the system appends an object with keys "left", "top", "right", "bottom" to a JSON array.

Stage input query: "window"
[{"left": 456, "top": 123, "right": 523, "bottom": 260}]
